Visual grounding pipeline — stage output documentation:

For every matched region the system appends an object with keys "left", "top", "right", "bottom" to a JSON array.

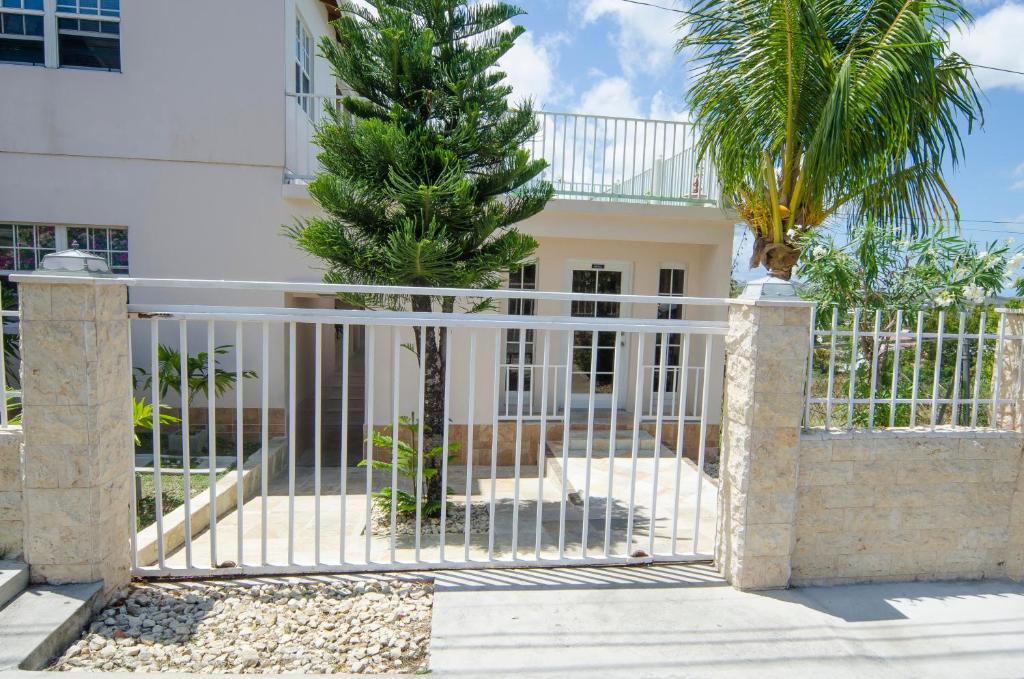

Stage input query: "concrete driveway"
[{"left": 429, "top": 564, "right": 1024, "bottom": 678}]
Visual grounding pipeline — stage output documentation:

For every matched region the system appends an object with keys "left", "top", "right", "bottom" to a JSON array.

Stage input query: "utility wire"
[{"left": 617, "top": 0, "right": 1024, "bottom": 77}]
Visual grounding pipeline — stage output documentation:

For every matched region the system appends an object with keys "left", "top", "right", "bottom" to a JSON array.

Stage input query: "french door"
[{"left": 568, "top": 262, "right": 631, "bottom": 410}]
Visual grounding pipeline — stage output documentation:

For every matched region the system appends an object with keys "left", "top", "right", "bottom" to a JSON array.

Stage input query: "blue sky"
[{"left": 498, "top": 0, "right": 1024, "bottom": 279}]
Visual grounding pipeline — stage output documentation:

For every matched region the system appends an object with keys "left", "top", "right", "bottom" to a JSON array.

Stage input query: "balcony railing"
[{"left": 284, "top": 94, "right": 720, "bottom": 206}]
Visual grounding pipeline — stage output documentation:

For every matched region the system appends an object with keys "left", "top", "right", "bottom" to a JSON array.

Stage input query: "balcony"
[{"left": 284, "top": 94, "right": 720, "bottom": 207}]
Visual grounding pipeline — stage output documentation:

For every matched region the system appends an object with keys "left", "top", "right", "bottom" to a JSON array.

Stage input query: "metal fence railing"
[
  {"left": 804, "top": 306, "right": 1022, "bottom": 431},
  {"left": 108, "top": 277, "right": 727, "bottom": 577},
  {"left": 284, "top": 94, "right": 721, "bottom": 206}
]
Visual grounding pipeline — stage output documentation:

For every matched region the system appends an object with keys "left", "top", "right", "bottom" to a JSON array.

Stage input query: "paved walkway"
[{"left": 430, "top": 564, "right": 1024, "bottom": 678}]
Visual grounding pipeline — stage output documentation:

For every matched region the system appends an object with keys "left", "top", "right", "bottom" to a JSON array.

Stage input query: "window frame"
[
  {"left": 0, "top": 0, "right": 121, "bottom": 71},
  {"left": 295, "top": 12, "right": 314, "bottom": 116},
  {"left": 505, "top": 262, "right": 538, "bottom": 392},
  {"left": 0, "top": 222, "right": 128, "bottom": 274},
  {"left": 0, "top": 1, "right": 46, "bottom": 66}
]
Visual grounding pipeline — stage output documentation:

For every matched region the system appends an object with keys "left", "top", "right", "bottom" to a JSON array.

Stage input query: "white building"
[{"left": 0, "top": 0, "right": 735, "bottom": 462}]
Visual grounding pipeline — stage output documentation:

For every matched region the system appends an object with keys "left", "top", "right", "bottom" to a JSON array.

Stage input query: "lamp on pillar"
[{"left": 39, "top": 243, "right": 111, "bottom": 275}]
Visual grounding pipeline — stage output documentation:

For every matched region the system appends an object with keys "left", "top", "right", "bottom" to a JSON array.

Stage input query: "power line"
[{"left": 617, "top": 0, "right": 1024, "bottom": 77}]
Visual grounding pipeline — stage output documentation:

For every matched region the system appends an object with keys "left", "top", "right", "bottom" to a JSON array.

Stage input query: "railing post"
[
  {"left": 14, "top": 259, "right": 133, "bottom": 596},
  {"left": 715, "top": 277, "right": 812, "bottom": 590}
]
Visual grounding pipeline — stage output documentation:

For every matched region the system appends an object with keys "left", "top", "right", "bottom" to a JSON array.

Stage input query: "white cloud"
[
  {"left": 950, "top": 2, "right": 1024, "bottom": 91},
  {"left": 649, "top": 89, "right": 689, "bottom": 121},
  {"left": 577, "top": 76, "right": 644, "bottom": 118},
  {"left": 577, "top": 0, "right": 684, "bottom": 77},
  {"left": 499, "top": 31, "right": 569, "bottom": 109},
  {"left": 1012, "top": 162, "right": 1024, "bottom": 190}
]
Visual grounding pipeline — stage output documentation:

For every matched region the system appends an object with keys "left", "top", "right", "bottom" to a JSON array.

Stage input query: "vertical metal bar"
[
  {"left": 847, "top": 309, "right": 861, "bottom": 429},
  {"left": 910, "top": 311, "right": 924, "bottom": 427},
  {"left": 439, "top": 327, "right": 453, "bottom": 563},
  {"left": 511, "top": 319, "right": 528, "bottom": 559},
  {"left": 389, "top": 330, "right": 400, "bottom": 563},
  {"left": 558, "top": 333, "right": 573, "bottom": 559},
  {"left": 127, "top": 320, "right": 137, "bottom": 571},
  {"left": 234, "top": 322, "right": 244, "bottom": 566},
  {"left": 570, "top": 115, "right": 579, "bottom": 192},
  {"left": 535, "top": 333, "right": 551, "bottom": 560},
  {"left": 414, "top": 326, "right": 426, "bottom": 562},
  {"left": 649, "top": 331, "right": 670, "bottom": 555},
  {"left": 867, "top": 310, "right": 881, "bottom": 428},
  {"left": 603, "top": 331, "right": 621, "bottom": 558},
  {"left": 971, "top": 312, "right": 986, "bottom": 429},
  {"left": 625, "top": 335, "right": 645, "bottom": 556},
  {"left": 178, "top": 320, "right": 193, "bottom": 569},
  {"left": 287, "top": 322, "right": 296, "bottom": 565},
  {"left": 207, "top": 320, "right": 218, "bottom": 568},
  {"left": 487, "top": 332, "right": 501, "bottom": 560},
  {"left": 889, "top": 311, "right": 904, "bottom": 427},
  {"left": 692, "top": 336, "right": 715, "bottom": 555},
  {"left": 464, "top": 332, "right": 477, "bottom": 562},
  {"left": 364, "top": 325, "right": 375, "bottom": 563},
  {"left": 340, "top": 323, "right": 350, "bottom": 564},
  {"left": 930, "top": 311, "right": 946, "bottom": 430},
  {"left": 670, "top": 333, "right": 691, "bottom": 556},
  {"left": 314, "top": 322, "right": 323, "bottom": 565},
  {"left": 991, "top": 312, "right": 1007, "bottom": 428},
  {"left": 580, "top": 328, "right": 599, "bottom": 559},
  {"left": 951, "top": 312, "right": 966, "bottom": 427},
  {"left": 803, "top": 306, "right": 817, "bottom": 428},
  {"left": 824, "top": 307, "right": 839, "bottom": 430},
  {"left": 150, "top": 318, "right": 165, "bottom": 568},
  {"left": 260, "top": 322, "right": 269, "bottom": 566}
]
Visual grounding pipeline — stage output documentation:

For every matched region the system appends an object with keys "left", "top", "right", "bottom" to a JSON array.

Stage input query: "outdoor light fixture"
[{"left": 39, "top": 243, "right": 112, "bottom": 275}]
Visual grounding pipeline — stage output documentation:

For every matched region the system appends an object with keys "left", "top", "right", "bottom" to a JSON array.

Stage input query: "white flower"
[
  {"left": 934, "top": 291, "right": 954, "bottom": 307},
  {"left": 1007, "top": 253, "right": 1024, "bottom": 270},
  {"left": 1007, "top": 237, "right": 1016, "bottom": 246},
  {"left": 978, "top": 250, "right": 989, "bottom": 260},
  {"left": 963, "top": 284, "right": 986, "bottom": 304},
  {"left": 812, "top": 245, "right": 828, "bottom": 258},
  {"left": 786, "top": 228, "right": 796, "bottom": 239}
]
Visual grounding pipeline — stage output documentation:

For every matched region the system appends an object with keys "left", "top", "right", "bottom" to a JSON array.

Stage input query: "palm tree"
[{"left": 677, "top": 0, "right": 983, "bottom": 279}]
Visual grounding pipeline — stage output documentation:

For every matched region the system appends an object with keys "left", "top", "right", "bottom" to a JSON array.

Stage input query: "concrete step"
[
  {"left": 0, "top": 580, "right": 103, "bottom": 670},
  {"left": 566, "top": 429, "right": 660, "bottom": 452},
  {"left": 0, "top": 561, "right": 28, "bottom": 612}
]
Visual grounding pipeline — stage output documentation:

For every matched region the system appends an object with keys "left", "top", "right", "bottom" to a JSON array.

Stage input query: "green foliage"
[
  {"left": 132, "top": 397, "right": 180, "bottom": 446},
  {"left": 358, "top": 415, "right": 460, "bottom": 519},
  {"left": 136, "top": 344, "right": 257, "bottom": 406},
  {"left": 678, "top": 0, "right": 983, "bottom": 277},
  {"left": 285, "top": 0, "right": 553, "bottom": 310},
  {"left": 798, "top": 222, "right": 1022, "bottom": 315},
  {"left": 5, "top": 391, "right": 20, "bottom": 425}
]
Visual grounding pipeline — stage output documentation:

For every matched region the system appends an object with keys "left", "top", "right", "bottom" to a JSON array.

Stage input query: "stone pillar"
[
  {"left": 715, "top": 277, "right": 812, "bottom": 590},
  {"left": 16, "top": 273, "right": 133, "bottom": 594},
  {"left": 994, "top": 310, "right": 1024, "bottom": 432}
]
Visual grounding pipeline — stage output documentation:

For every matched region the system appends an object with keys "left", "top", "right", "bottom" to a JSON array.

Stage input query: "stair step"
[
  {"left": 0, "top": 561, "right": 28, "bottom": 612},
  {"left": 0, "top": 580, "right": 103, "bottom": 670}
]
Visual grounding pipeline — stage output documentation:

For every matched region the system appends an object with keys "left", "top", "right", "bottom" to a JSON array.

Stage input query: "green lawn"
[{"left": 135, "top": 469, "right": 229, "bottom": 531}]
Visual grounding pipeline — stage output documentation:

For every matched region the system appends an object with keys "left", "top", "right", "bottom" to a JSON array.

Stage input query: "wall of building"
[
  {"left": 0, "top": 428, "right": 23, "bottom": 558},
  {"left": 793, "top": 430, "right": 1024, "bottom": 585}
]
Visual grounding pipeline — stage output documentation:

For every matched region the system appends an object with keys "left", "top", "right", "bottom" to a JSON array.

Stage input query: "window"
[
  {"left": 295, "top": 15, "right": 314, "bottom": 115},
  {"left": 0, "top": 0, "right": 45, "bottom": 65},
  {"left": 0, "top": 223, "right": 128, "bottom": 273},
  {"left": 653, "top": 268, "right": 685, "bottom": 391},
  {"left": 0, "top": 0, "right": 120, "bottom": 70},
  {"left": 505, "top": 263, "right": 537, "bottom": 390},
  {"left": 57, "top": 0, "right": 120, "bottom": 70}
]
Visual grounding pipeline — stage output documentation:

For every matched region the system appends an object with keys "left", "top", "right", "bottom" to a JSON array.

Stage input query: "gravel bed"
[
  {"left": 50, "top": 578, "right": 432, "bottom": 674},
  {"left": 370, "top": 502, "right": 491, "bottom": 536}
]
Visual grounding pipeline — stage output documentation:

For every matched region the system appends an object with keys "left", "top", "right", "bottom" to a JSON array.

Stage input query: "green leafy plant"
[
  {"left": 5, "top": 391, "right": 20, "bottom": 425},
  {"left": 137, "top": 344, "right": 256, "bottom": 406},
  {"left": 358, "top": 415, "right": 460, "bottom": 519},
  {"left": 678, "top": 0, "right": 982, "bottom": 279},
  {"left": 132, "top": 397, "right": 180, "bottom": 446}
]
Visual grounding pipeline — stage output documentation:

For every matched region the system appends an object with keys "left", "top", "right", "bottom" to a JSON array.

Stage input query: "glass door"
[{"left": 570, "top": 266, "right": 626, "bottom": 410}]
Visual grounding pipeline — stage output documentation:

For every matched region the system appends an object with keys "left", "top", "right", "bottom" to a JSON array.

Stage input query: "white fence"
[
  {"left": 124, "top": 279, "right": 727, "bottom": 577},
  {"left": 284, "top": 94, "right": 720, "bottom": 206},
  {"left": 1, "top": 308, "right": 18, "bottom": 427},
  {"left": 804, "top": 306, "right": 1023, "bottom": 431}
]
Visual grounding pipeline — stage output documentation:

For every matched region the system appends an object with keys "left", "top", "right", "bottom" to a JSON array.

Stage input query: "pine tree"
[{"left": 286, "top": 0, "right": 553, "bottom": 516}]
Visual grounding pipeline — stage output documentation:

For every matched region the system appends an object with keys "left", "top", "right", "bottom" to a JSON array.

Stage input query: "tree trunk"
[
  {"left": 763, "top": 242, "right": 800, "bottom": 280},
  {"left": 411, "top": 295, "right": 446, "bottom": 516}
]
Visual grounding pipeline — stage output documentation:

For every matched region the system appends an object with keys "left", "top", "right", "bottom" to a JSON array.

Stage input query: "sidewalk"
[{"left": 429, "top": 564, "right": 1024, "bottom": 678}]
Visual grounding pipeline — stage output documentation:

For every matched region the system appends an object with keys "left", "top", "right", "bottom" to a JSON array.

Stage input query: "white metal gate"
[{"left": 126, "top": 279, "right": 726, "bottom": 577}]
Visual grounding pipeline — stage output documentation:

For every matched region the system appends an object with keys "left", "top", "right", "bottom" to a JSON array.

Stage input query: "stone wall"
[
  {"left": 793, "top": 430, "right": 1024, "bottom": 585},
  {"left": 0, "top": 427, "right": 24, "bottom": 558}
]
